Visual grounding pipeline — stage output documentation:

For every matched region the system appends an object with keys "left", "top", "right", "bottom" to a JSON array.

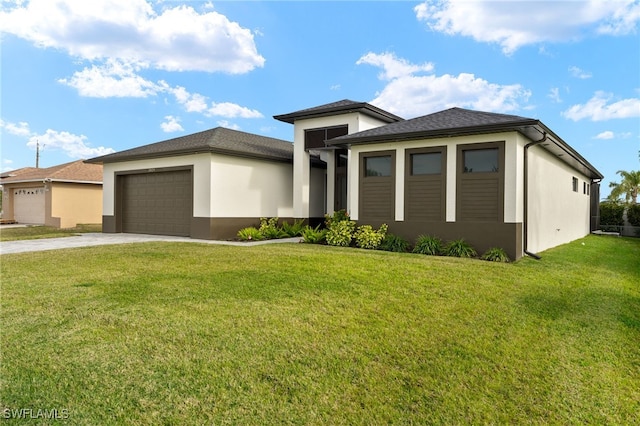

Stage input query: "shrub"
[
  {"left": 281, "top": 219, "right": 305, "bottom": 237},
  {"left": 379, "top": 234, "right": 410, "bottom": 253},
  {"left": 237, "top": 227, "right": 264, "bottom": 241},
  {"left": 444, "top": 238, "right": 477, "bottom": 258},
  {"left": 325, "top": 209, "right": 350, "bottom": 227},
  {"left": 259, "top": 217, "right": 286, "bottom": 239},
  {"left": 627, "top": 204, "right": 640, "bottom": 227},
  {"left": 413, "top": 235, "right": 443, "bottom": 255},
  {"left": 599, "top": 202, "right": 625, "bottom": 231},
  {"left": 354, "top": 224, "right": 388, "bottom": 250},
  {"left": 300, "top": 225, "right": 326, "bottom": 244},
  {"left": 325, "top": 220, "right": 356, "bottom": 247},
  {"left": 481, "top": 247, "right": 510, "bottom": 263}
]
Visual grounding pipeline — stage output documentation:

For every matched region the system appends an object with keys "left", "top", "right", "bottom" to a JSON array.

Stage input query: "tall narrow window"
[{"left": 572, "top": 177, "right": 578, "bottom": 192}]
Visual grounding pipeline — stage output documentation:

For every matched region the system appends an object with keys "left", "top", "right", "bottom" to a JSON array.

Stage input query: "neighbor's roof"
[
  {"left": 0, "top": 160, "right": 103, "bottom": 184},
  {"left": 87, "top": 127, "right": 294, "bottom": 164},
  {"left": 274, "top": 99, "right": 403, "bottom": 125},
  {"left": 329, "top": 107, "right": 604, "bottom": 180}
]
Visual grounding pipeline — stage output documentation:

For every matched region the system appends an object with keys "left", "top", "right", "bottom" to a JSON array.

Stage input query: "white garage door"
[{"left": 13, "top": 187, "right": 45, "bottom": 224}]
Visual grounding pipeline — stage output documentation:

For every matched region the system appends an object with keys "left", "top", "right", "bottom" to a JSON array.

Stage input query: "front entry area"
[{"left": 117, "top": 169, "right": 193, "bottom": 236}]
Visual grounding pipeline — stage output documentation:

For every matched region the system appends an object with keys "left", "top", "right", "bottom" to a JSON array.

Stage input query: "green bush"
[
  {"left": 281, "top": 219, "right": 305, "bottom": 237},
  {"left": 481, "top": 247, "right": 510, "bottom": 263},
  {"left": 259, "top": 217, "right": 286, "bottom": 239},
  {"left": 444, "top": 239, "right": 477, "bottom": 258},
  {"left": 326, "top": 220, "right": 356, "bottom": 247},
  {"left": 325, "top": 209, "right": 350, "bottom": 227},
  {"left": 354, "top": 224, "right": 388, "bottom": 250},
  {"left": 237, "top": 227, "right": 264, "bottom": 241},
  {"left": 599, "top": 202, "right": 625, "bottom": 231},
  {"left": 300, "top": 225, "right": 326, "bottom": 244},
  {"left": 379, "top": 234, "right": 410, "bottom": 253},
  {"left": 413, "top": 235, "right": 443, "bottom": 255},
  {"left": 626, "top": 204, "right": 640, "bottom": 227}
]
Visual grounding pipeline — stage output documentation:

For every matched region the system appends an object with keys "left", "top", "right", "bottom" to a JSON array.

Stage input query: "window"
[
  {"left": 463, "top": 148, "right": 499, "bottom": 173},
  {"left": 365, "top": 156, "right": 392, "bottom": 177},
  {"left": 572, "top": 177, "right": 578, "bottom": 192},
  {"left": 411, "top": 152, "right": 442, "bottom": 175},
  {"left": 304, "top": 125, "right": 348, "bottom": 150}
]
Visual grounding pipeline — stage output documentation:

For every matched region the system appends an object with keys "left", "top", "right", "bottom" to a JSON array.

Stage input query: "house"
[
  {"left": 86, "top": 127, "right": 324, "bottom": 239},
  {"left": 89, "top": 99, "right": 603, "bottom": 259},
  {"left": 0, "top": 160, "right": 103, "bottom": 228}
]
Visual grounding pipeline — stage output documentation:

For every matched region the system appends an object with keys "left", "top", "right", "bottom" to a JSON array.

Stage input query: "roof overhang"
[
  {"left": 327, "top": 120, "right": 603, "bottom": 181},
  {"left": 274, "top": 102, "right": 403, "bottom": 125}
]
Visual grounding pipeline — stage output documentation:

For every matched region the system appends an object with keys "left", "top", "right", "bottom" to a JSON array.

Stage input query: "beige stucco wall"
[
  {"left": 49, "top": 182, "right": 102, "bottom": 228},
  {"left": 209, "top": 154, "right": 293, "bottom": 218},
  {"left": 526, "top": 145, "right": 591, "bottom": 253},
  {"left": 102, "top": 152, "right": 294, "bottom": 220}
]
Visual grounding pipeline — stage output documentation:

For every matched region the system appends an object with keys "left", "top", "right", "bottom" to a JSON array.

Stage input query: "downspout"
[{"left": 523, "top": 131, "right": 547, "bottom": 260}]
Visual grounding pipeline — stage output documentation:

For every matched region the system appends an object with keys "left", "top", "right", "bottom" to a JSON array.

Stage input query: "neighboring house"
[
  {"left": 89, "top": 99, "right": 603, "bottom": 260},
  {"left": 0, "top": 160, "right": 103, "bottom": 228}
]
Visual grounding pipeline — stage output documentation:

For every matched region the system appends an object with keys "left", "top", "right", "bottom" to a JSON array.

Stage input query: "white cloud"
[
  {"left": 548, "top": 87, "right": 562, "bottom": 103},
  {"left": 414, "top": 0, "right": 640, "bottom": 54},
  {"left": 58, "top": 59, "right": 159, "bottom": 98},
  {"left": 1, "top": 118, "right": 114, "bottom": 159},
  {"left": 357, "top": 52, "right": 434, "bottom": 80},
  {"left": 594, "top": 131, "right": 615, "bottom": 140},
  {"left": 563, "top": 91, "right": 640, "bottom": 121},
  {"left": 0, "top": 0, "right": 265, "bottom": 73},
  {"left": 357, "top": 52, "right": 531, "bottom": 118},
  {"left": 217, "top": 120, "right": 241, "bottom": 130},
  {"left": 207, "top": 102, "right": 262, "bottom": 119},
  {"left": 0, "top": 119, "right": 32, "bottom": 137},
  {"left": 569, "top": 66, "right": 593, "bottom": 79},
  {"left": 27, "top": 130, "right": 115, "bottom": 159},
  {"left": 160, "top": 116, "right": 183, "bottom": 133}
]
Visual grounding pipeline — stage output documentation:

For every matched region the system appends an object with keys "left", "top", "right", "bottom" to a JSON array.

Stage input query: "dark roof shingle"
[
  {"left": 274, "top": 99, "right": 403, "bottom": 124},
  {"left": 328, "top": 107, "right": 537, "bottom": 144},
  {"left": 87, "top": 127, "right": 294, "bottom": 164}
]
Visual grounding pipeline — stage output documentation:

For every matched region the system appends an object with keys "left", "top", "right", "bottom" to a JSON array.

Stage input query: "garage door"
[
  {"left": 120, "top": 170, "right": 193, "bottom": 236},
  {"left": 13, "top": 187, "right": 45, "bottom": 224}
]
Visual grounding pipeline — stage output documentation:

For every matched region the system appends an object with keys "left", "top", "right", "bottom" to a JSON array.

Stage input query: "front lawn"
[
  {"left": 0, "top": 224, "right": 101, "bottom": 242},
  {"left": 1, "top": 235, "right": 638, "bottom": 424}
]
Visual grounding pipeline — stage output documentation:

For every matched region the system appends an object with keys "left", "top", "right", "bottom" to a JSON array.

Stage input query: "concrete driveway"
[{"left": 0, "top": 233, "right": 302, "bottom": 255}]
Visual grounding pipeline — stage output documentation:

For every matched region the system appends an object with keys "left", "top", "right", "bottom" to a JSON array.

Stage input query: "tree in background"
[{"left": 608, "top": 170, "right": 640, "bottom": 204}]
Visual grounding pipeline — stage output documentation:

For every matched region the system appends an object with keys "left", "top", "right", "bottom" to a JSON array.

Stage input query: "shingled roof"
[
  {"left": 87, "top": 127, "right": 294, "bottom": 164},
  {"left": 328, "top": 107, "right": 538, "bottom": 144},
  {"left": 274, "top": 99, "right": 403, "bottom": 124},
  {"left": 0, "top": 160, "right": 103, "bottom": 184},
  {"left": 328, "top": 107, "right": 603, "bottom": 180}
]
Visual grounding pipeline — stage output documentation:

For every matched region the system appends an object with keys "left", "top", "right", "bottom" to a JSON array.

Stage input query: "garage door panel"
[
  {"left": 13, "top": 187, "right": 46, "bottom": 224},
  {"left": 120, "top": 170, "right": 192, "bottom": 236}
]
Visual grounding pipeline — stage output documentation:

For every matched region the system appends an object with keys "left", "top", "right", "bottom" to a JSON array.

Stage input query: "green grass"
[
  {"left": 0, "top": 224, "right": 102, "bottom": 241},
  {"left": 1, "top": 235, "right": 638, "bottom": 424}
]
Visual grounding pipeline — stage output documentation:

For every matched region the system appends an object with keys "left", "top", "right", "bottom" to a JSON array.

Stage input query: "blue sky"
[{"left": 1, "top": 0, "right": 639, "bottom": 198}]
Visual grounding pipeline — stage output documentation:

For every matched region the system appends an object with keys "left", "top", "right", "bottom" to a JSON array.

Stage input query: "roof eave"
[
  {"left": 274, "top": 103, "right": 402, "bottom": 125},
  {"left": 87, "top": 147, "right": 293, "bottom": 165}
]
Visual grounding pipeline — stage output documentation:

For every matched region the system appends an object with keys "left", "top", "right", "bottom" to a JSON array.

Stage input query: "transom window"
[
  {"left": 304, "top": 125, "right": 348, "bottom": 150},
  {"left": 365, "top": 156, "right": 392, "bottom": 177},
  {"left": 463, "top": 148, "right": 499, "bottom": 173},
  {"left": 411, "top": 152, "right": 442, "bottom": 175}
]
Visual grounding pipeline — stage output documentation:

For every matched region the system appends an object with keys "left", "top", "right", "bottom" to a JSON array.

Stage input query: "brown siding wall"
[
  {"left": 359, "top": 150, "right": 395, "bottom": 223},
  {"left": 405, "top": 147, "right": 446, "bottom": 222}
]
